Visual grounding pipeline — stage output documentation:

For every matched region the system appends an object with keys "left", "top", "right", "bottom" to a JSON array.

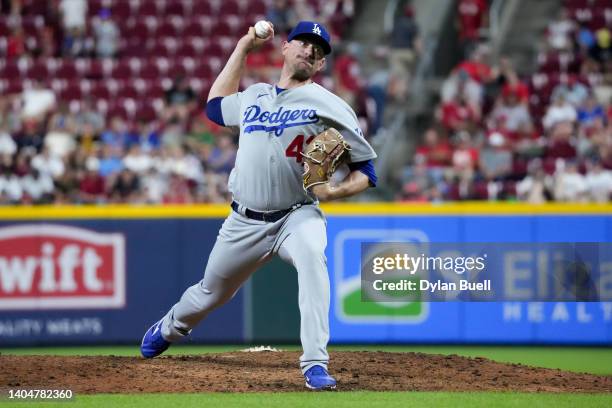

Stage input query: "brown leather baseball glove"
[{"left": 301, "top": 128, "right": 351, "bottom": 190}]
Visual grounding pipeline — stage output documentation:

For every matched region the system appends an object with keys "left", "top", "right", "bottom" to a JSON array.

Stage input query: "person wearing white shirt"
[
  {"left": 585, "top": 161, "right": 612, "bottom": 202},
  {"left": 543, "top": 91, "right": 577, "bottom": 130}
]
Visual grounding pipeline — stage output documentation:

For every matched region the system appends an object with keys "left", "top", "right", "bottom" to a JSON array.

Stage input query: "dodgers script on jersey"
[{"left": 220, "top": 82, "right": 377, "bottom": 211}]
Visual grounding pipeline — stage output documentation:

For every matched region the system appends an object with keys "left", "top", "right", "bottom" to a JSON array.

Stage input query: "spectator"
[
  {"left": 321, "top": 0, "right": 355, "bottom": 37},
  {"left": 123, "top": 145, "right": 153, "bottom": 175},
  {"left": 576, "top": 23, "right": 596, "bottom": 55},
  {"left": 562, "top": 76, "right": 589, "bottom": 107},
  {"left": 6, "top": 27, "right": 26, "bottom": 58},
  {"left": 58, "top": 0, "right": 87, "bottom": 32},
  {"left": 577, "top": 93, "right": 606, "bottom": 128},
  {"left": 30, "top": 147, "right": 65, "bottom": 180},
  {"left": 591, "top": 28, "right": 611, "bottom": 63},
  {"left": 0, "top": 167, "right": 23, "bottom": 204},
  {"left": 100, "top": 116, "right": 128, "bottom": 149},
  {"left": 440, "top": 92, "right": 479, "bottom": 134},
  {"left": 142, "top": 167, "right": 167, "bottom": 204},
  {"left": 0, "top": 123, "right": 17, "bottom": 156},
  {"left": 499, "top": 59, "right": 530, "bottom": 105},
  {"left": 207, "top": 134, "right": 236, "bottom": 175},
  {"left": 98, "top": 145, "right": 124, "bottom": 178},
  {"left": 75, "top": 97, "right": 105, "bottom": 131},
  {"left": 14, "top": 120, "right": 44, "bottom": 153},
  {"left": 479, "top": 131, "right": 512, "bottom": 181},
  {"left": 457, "top": 0, "right": 487, "bottom": 55},
  {"left": 21, "top": 80, "right": 56, "bottom": 121},
  {"left": 333, "top": 43, "right": 364, "bottom": 109},
  {"left": 455, "top": 44, "right": 494, "bottom": 84},
  {"left": 78, "top": 159, "right": 106, "bottom": 203},
  {"left": 109, "top": 168, "right": 141, "bottom": 203},
  {"left": 93, "top": 8, "right": 119, "bottom": 58},
  {"left": 45, "top": 103, "right": 77, "bottom": 158},
  {"left": 441, "top": 69, "right": 483, "bottom": 111},
  {"left": 585, "top": 160, "right": 611, "bottom": 202},
  {"left": 162, "top": 173, "right": 194, "bottom": 204},
  {"left": 451, "top": 131, "right": 479, "bottom": 198},
  {"left": 543, "top": 90, "right": 577, "bottom": 130},
  {"left": 53, "top": 168, "right": 79, "bottom": 204},
  {"left": 554, "top": 160, "right": 587, "bottom": 202},
  {"left": 61, "top": 26, "right": 89, "bottom": 57},
  {"left": 547, "top": 121, "right": 577, "bottom": 160},
  {"left": 39, "top": 24, "right": 57, "bottom": 57},
  {"left": 516, "top": 161, "right": 553, "bottom": 203},
  {"left": 21, "top": 168, "right": 54, "bottom": 204},
  {"left": 389, "top": 5, "right": 420, "bottom": 80},
  {"left": 489, "top": 87, "right": 532, "bottom": 135},
  {"left": 546, "top": 9, "right": 574, "bottom": 51},
  {"left": 164, "top": 76, "right": 197, "bottom": 123}
]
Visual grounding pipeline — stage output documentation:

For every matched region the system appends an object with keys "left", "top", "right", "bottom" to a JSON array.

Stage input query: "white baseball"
[{"left": 254, "top": 20, "right": 273, "bottom": 39}]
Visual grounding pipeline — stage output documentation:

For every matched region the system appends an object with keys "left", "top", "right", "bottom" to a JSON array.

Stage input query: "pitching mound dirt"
[{"left": 1, "top": 351, "right": 610, "bottom": 393}]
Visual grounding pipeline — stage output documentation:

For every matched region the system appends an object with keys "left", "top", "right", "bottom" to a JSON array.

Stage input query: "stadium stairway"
[{"left": 500, "top": 0, "right": 562, "bottom": 75}]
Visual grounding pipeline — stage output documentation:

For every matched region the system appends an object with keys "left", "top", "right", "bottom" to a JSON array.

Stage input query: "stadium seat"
[
  {"left": 248, "top": 0, "right": 267, "bottom": 16},
  {"left": 183, "top": 20, "right": 206, "bottom": 37},
  {"left": 176, "top": 43, "right": 197, "bottom": 58},
  {"left": 192, "top": 1, "right": 213, "bottom": 16},
  {"left": 25, "top": 60, "right": 49, "bottom": 80},
  {"left": 156, "top": 20, "right": 179, "bottom": 37},
  {"left": 117, "top": 83, "right": 140, "bottom": 100},
  {"left": 164, "top": 1, "right": 185, "bottom": 16},
  {"left": 144, "top": 82, "right": 165, "bottom": 99},
  {"left": 212, "top": 20, "right": 233, "bottom": 37},
  {"left": 60, "top": 83, "right": 82, "bottom": 101},
  {"left": 91, "top": 82, "right": 112, "bottom": 100},
  {"left": 111, "top": 61, "right": 133, "bottom": 80},
  {"left": 140, "top": 64, "right": 161, "bottom": 80},
  {"left": 55, "top": 62, "right": 78, "bottom": 79},
  {"left": 193, "top": 64, "right": 212, "bottom": 80},
  {"left": 136, "top": 104, "right": 157, "bottom": 122},
  {"left": 111, "top": 2, "right": 132, "bottom": 20},
  {"left": 218, "top": 0, "right": 241, "bottom": 15},
  {"left": 138, "top": 2, "right": 159, "bottom": 17}
]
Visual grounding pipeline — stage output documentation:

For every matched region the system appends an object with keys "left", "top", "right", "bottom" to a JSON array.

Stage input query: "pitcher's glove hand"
[{"left": 301, "top": 128, "right": 351, "bottom": 190}]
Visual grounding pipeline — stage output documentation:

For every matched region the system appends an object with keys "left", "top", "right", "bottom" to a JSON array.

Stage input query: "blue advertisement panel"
[
  {"left": 1, "top": 209, "right": 610, "bottom": 346},
  {"left": 327, "top": 215, "right": 612, "bottom": 344},
  {"left": 0, "top": 219, "right": 244, "bottom": 346}
]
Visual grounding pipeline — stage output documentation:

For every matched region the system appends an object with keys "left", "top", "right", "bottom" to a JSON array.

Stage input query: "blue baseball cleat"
[
  {"left": 140, "top": 319, "right": 170, "bottom": 358},
  {"left": 304, "top": 365, "right": 337, "bottom": 390}
]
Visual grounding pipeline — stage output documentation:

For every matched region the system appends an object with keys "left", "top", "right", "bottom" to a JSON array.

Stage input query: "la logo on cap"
[{"left": 312, "top": 23, "right": 322, "bottom": 36}]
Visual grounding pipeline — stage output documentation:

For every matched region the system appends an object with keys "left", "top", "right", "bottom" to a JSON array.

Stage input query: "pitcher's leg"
[
  {"left": 277, "top": 207, "right": 330, "bottom": 374},
  {"left": 161, "top": 213, "right": 273, "bottom": 342}
]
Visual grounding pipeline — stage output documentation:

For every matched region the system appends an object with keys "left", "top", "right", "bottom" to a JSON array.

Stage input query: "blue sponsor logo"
[{"left": 242, "top": 105, "right": 319, "bottom": 136}]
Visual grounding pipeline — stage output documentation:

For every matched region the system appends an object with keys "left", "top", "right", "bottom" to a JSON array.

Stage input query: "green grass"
[
  {"left": 1, "top": 392, "right": 611, "bottom": 408},
  {"left": 2, "top": 345, "right": 611, "bottom": 375}
]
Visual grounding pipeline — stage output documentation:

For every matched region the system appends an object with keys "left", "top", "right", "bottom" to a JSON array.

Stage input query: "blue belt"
[{"left": 231, "top": 201, "right": 306, "bottom": 222}]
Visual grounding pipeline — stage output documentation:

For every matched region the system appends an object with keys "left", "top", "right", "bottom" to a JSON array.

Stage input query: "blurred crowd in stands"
[
  {"left": 0, "top": 0, "right": 392, "bottom": 205},
  {"left": 399, "top": 0, "right": 611, "bottom": 203}
]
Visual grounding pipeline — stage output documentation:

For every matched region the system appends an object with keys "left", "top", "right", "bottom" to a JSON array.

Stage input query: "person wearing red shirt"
[
  {"left": 457, "top": 0, "right": 488, "bottom": 54},
  {"left": 415, "top": 128, "right": 453, "bottom": 168},
  {"left": 440, "top": 93, "right": 479, "bottom": 133}
]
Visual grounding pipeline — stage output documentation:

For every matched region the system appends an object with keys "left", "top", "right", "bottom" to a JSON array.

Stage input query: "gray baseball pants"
[{"left": 159, "top": 204, "right": 330, "bottom": 373}]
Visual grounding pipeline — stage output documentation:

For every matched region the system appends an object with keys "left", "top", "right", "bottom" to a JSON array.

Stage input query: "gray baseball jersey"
[{"left": 220, "top": 82, "right": 377, "bottom": 211}]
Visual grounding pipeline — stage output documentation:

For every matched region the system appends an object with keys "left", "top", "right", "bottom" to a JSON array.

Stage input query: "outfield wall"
[{"left": 0, "top": 203, "right": 610, "bottom": 346}]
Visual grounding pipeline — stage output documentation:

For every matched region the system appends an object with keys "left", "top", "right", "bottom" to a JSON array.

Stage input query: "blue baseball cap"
[{"left": 287, "top": 21, "right": 332, "bottom": 55}]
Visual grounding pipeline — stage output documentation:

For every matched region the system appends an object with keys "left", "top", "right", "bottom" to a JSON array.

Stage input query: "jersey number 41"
[{"left": 285, "top": 135, "right": 315, "bottom": 163}]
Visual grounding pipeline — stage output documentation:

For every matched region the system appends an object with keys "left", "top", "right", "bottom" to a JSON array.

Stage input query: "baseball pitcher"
[{"left": 141, "top": 20, "right": 377, "bottom": 390}]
